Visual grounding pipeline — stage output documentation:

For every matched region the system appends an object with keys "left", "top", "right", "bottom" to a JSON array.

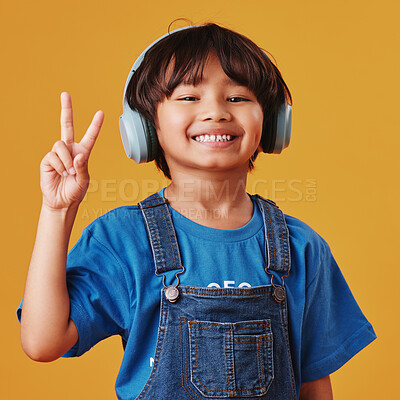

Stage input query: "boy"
[{"left": 17, "top": 23, "right": 376, "bottom": 399}]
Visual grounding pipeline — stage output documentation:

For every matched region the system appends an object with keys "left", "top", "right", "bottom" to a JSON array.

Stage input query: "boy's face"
[{"left": 155, "top": 52, "right": 263, "bottom": 177}]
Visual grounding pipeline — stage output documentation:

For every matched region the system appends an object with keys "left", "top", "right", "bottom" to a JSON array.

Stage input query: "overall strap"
[
  {"left": 251, "top": 194, "right": 291, "bottom": 274},
  {"left": 138, "top": 192, "right": 291, "bottom": 275},
  {"left": 138, "top": 192, "right": 183, "bottom": 274}
]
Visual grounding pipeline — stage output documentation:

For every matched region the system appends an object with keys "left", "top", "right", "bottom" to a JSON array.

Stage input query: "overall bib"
[{"left": 137, "top": 193, "right": 296, "bottom": 399}]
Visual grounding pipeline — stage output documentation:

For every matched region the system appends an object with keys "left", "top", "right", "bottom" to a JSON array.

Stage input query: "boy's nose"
[{"left": 199, "top": 99, "right": 232, "bottom": 122}]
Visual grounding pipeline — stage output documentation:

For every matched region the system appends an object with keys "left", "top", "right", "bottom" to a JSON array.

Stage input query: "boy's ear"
[{"left": 257, "top": 143, "right": 263, "bottom": 153}]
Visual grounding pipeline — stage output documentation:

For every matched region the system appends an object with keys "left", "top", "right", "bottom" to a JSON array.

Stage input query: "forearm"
[
  {"left": 20, "top": 202, "right": 79, "bottom": 361},
  {"left": 299, "top": 375, "right": 333, "bottom": 400}
]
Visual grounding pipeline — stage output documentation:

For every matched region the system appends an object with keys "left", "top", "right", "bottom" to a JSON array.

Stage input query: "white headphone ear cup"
[
  {"left": 140, "top": 116, "right": 158, "bottom": 162},
  {"left": 119, "top": 109, "right": 149, "bottom": 163},
  {"left": 143, "top": 121, "right": 159, "bottom": 161},
  {"left": 272, "top": 103, "right": 292, "bottom": 154}
]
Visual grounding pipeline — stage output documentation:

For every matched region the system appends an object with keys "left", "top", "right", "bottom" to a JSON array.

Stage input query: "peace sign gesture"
[{"left": 40, "top": 92, "right": 104, "bottom": 211}]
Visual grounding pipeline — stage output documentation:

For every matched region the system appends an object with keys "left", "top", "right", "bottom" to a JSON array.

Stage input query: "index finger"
[
  {"left": 60, "top": 92, "right": 74, "bottom": 145},
  {"left": 79, "top": 110, "right": 104, "bottom": 154}
]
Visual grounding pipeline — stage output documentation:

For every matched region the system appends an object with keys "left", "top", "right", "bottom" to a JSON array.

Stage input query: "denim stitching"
[
  {"left": 229, "top": 325, "right": 235, "bottom": 395},
  {"left": 257, "top": 198, "right": 271, "bottom": 272},
  {"left": 179, "top": 318, "right": 185, "bottom": 389},
  {"left": 147, "top": 206, "right": 165, "bottom": 273},
  {"left": 279, "top": 301, "right": 297, "bottom": 399},
  {"left": 191, "top": 326, "right": 268, "bottom": 331},
  {"left": 277, "top": 207, "right": 288, "bottom": 272},
  {"left": 190, "top": 320, "right": 227, "bottom": 395},
  {"left": 277, "top": 209, "right": 286, "bottom": 269},
  {"left": 160, "top": 204, "right": 178, "bottom": 270},
  {"left": 265, "top": 202, "right": 277, "bottom": 270},
  {"left": 148, "top": 207, "right": 161, "bottom": 270},
  {"left": 184, "top": 290, "right": 273, "bottom": 297},
  {"left": 141, "top": 195, "right": 174, "bottom": 274},
  {"left": 193, "top": 321, "right": 228, "bottom": 395},
  {"left": 234, "top": 338, "right": 273, "bottom": 344},
  {"left": 185, "top": 322, "right": 204, "bottom": 399},
  {"left": 228, "top": 326, "right": 234, "bottom": 395},
  {"left": 192, "top": 321, "right": 212, "bottom": 394},
  {"left": 140, "top": 207, "right": 159, "bottom": 273},
  {"left": 190, "top": 320, "right": 269, "bottom": 331},
  {"left": 179, "top": 318, "right": 198, "bottom": 400},
  {"left": 189, "top": 321, "right": 273, "bottom": 396},
  {"left": 257, "top": 337, "right": 264, "bottom": 387}
]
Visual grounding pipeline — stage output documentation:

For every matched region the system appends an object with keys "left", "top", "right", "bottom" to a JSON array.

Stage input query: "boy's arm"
[
  {"left": 20, "top": 204, "right": 79, "bottom": 362},
  {"left": 19, "top": 92, "right": 103, "bottom": 362},
  {"left": 299, "top": 375, "right": 333, "bottom": 400}
]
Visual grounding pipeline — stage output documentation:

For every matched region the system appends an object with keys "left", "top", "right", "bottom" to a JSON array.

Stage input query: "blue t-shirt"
[{"left": 17, "top": 189, "right": 376, "bottom": 399}]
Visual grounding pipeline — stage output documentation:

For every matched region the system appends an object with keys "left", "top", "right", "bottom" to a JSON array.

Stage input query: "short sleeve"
[
  {"left": 61, "top": 227, "right": 132, "bottom": 357},
  {"left": 300, "top": 236, "right": 376, "bottom": 382}
]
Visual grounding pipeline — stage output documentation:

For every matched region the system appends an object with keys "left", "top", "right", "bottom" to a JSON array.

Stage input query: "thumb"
[{"left": 74, "top": 153, "right": 89, "bottom": 185}]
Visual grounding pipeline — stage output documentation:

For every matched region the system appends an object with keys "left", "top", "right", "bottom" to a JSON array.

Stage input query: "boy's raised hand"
[{"left": 40, "top": 92, "right": 104, "bottom": 211}]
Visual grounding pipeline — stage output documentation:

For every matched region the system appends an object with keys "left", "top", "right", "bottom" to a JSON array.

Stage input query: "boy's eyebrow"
[{"left": 179, "top": 77, "right": 249, "bottom": 88}]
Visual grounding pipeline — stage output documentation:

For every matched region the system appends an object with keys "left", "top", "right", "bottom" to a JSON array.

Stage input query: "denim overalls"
[{"left": 137, "top": 192, "right": 296, "bottom": 399}]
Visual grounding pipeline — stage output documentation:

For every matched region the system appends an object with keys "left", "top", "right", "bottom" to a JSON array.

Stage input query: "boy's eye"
[
  {"left": 227, "top": 97, "right": 249, "bottom": 103},
  {"left": 178, "top": 96, "right": 249, "bottom": 102},
  {"left": 178, "top": 96, "right": 198, "bottom": 101}
]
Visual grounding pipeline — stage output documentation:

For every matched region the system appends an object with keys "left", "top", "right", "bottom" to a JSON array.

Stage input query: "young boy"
[{"left": 17, "top": 23, "right": 376, "bottom": 399}]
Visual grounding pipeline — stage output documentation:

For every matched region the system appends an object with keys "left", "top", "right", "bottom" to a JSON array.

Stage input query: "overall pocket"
[{"left": 188, "top": 319, "right": 274, "bottom": 398}]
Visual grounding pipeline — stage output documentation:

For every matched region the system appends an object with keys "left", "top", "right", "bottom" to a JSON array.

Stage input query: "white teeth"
[{"left": 193, "top": 134, "right": 234, "bottom": 142}]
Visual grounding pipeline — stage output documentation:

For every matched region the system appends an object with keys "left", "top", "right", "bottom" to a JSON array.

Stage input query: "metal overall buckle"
[
  {"left": 265, "top": 267, "right": 289, "bottom": 303},
  {"left": 156, "top": 266, "right": 185, "bottom": 303}
]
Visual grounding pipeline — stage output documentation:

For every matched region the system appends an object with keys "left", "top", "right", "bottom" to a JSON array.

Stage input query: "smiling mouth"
[{"left": 192, "top": 134, "right": 236, "bottom": 143}]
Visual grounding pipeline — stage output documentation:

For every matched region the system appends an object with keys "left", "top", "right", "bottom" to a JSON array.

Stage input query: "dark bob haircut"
[{"left": 126, "top": 22, "right": 292, "bottom": 180}]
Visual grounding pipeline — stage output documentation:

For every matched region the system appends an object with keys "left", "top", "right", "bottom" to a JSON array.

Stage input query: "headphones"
[{"left": 119, "top": 25, "right": 292, "bottom": 164}]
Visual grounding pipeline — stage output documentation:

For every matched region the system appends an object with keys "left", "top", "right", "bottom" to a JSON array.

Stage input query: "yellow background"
[{"left": 1, "top": 0, "right": 399, "bottom": 398}]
